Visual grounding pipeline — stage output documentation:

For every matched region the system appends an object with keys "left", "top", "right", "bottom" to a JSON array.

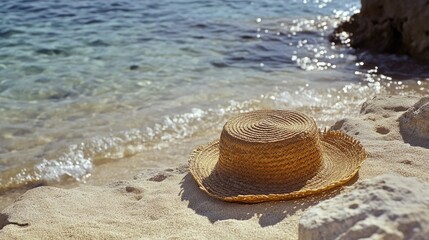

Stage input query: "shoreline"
[
  {"left": 0, "top": 135, "right": 215, "bottom": 211},
  {"left": 1, "top": 94, "right": 429, "bottom": 239}
]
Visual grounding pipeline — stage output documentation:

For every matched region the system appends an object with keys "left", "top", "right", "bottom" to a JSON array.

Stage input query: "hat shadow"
[{"left": 179, "top": 173, "right": 358, "bottom": 227}]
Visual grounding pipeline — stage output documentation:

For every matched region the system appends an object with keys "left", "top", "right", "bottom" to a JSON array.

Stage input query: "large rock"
[
  {"left": 332, "top": 0, "right": 429, "bottom": 60},
  {"left": 399, "top": 97, "right": 429, "bottom": 145},
  {"left": 299, "top": 174, "right": 429, "bottom": 240}
]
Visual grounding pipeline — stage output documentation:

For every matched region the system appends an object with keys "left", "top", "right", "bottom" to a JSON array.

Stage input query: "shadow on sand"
[{"left": 179, "top": 173, "right": 359, "bottom": 227}]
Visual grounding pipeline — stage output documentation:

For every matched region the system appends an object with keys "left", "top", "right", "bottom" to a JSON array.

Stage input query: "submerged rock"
[
  {"left": 129, "top": 65, "right": 139, "bottom": 70},
  {"left": 299, "top": 174, "right": 429, "bottom": 240},
  {"left": 331, "top": 0, "right": 429, "bottom": 60}
]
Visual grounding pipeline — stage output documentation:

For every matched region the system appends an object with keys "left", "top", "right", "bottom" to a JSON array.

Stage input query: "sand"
[{"left": 1, "top": 95, "right": 429, "bottom": 239}]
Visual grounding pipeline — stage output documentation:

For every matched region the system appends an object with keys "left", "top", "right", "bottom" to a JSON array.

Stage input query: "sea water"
[{"left": 1, "top": 0, "right": 428, "bottom": 200}]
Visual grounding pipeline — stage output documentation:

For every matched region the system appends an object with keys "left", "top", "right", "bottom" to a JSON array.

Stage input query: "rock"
[
  {"left": 331, "top": 0, "right": 429, "bottom": 60},
  {"left": 399, "top": 97, "right": 429, "bottom": 141},
  {"left": 129, "top": 65, "right": 139, "bottom": 70},
  {"left": 360, "top": 95, "right": 418, "bottom": 115},
  {"left": 331, "top": 95, "right": 429, "bottom": 180},
  {"left": 35, "top": 48, "right": 69, "bottom": 56},
  {"left": 299, "top": 174, "right": 429, "bottom": 240}
]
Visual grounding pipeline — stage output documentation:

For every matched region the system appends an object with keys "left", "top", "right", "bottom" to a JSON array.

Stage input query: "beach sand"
[{"left": 1, "top": 95, "right": 428, "bottom": 239}]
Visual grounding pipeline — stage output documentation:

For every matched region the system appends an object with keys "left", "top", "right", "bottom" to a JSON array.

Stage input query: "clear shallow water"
[{"left": 1, "top": 0, "right": 428, "bottom": 192}]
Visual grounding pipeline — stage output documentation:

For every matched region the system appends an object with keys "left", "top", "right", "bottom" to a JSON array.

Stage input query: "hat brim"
[{"left": 189, "top": 130, "right": 366, "bottom": 203}]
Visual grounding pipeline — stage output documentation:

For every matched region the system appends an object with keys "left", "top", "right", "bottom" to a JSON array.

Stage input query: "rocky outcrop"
[
  {"left": 399, "top": 97, "right": 429, "bottom": 146},
  {"left": 299, "top": 174, "right": 429, "bottom": 240},
  {"left": 331, "top": 95, "right": 429, "bottom": 181},
  {"left": 332, "top": 0, "right": 429, "bottom": 60}
]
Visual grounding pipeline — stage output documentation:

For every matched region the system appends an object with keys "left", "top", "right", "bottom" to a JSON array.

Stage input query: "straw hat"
[{"left": 189, "top": 110, "right": 366, "bottom": 203}]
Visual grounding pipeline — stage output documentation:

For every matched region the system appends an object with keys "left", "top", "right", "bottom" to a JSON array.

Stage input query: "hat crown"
[{"left": 217, "top": 110, "right": 323, "bottom": 186}]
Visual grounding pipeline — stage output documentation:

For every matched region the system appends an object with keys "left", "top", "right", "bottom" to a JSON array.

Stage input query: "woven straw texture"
[{"left": 189, "top": 110, "right": 366, "bottom": 203}]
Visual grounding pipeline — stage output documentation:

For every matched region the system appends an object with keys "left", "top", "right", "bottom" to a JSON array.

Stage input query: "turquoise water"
[{"left": 1, "top": 0, "right": 428, "bottom": 191}]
